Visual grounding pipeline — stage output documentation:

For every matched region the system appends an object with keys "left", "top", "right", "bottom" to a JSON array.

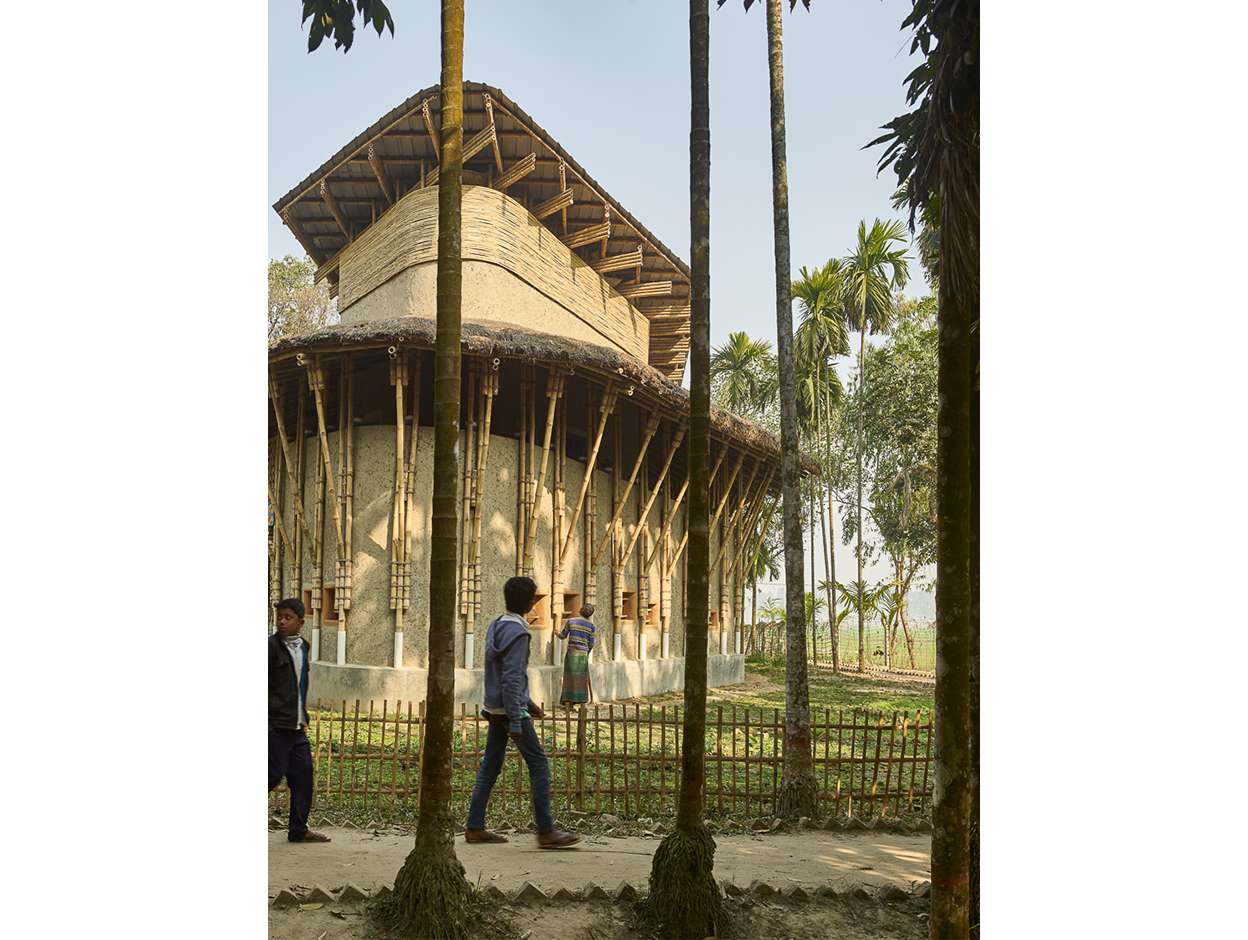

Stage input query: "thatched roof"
[
  {"left": 272, "top": 81, "right": 691, "bottom": 380},
  {"left": 270, "top": 316, "right": 817, "bottom": 476}
]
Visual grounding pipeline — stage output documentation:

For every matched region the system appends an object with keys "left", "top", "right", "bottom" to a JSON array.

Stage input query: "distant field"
[{"left": 749, "top": 621, "right": 936, "bottom": 674}]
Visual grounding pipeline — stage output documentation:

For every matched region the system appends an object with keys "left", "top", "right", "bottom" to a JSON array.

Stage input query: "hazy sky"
[{"left": 268, "top": 0, "right": 931, "bottom": 608}]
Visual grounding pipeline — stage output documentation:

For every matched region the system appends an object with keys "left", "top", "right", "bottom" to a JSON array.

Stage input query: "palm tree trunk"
[
  {"left": 388, "top": 3, "right": 472, "bottom": 935},
  {"left": 809, "top": 479, "right": 818, "bottom": 665},
  {"left": 750, "top": 574, "right": 758, "bottom": 654},
  {"left": 763, "top": 0, "right": 817, "bottom": 819},
  {"left": 645, "top": 4, "right": 721, "bottom": 936},
  {"left": 930, "top": 114, "right": 978, "bottom": 940},
  {"left": 856, "top": 328, "right": 866, "bottom": 673},
  {"left": 818, "top": 480, "right": 836, "bottom": 673}
]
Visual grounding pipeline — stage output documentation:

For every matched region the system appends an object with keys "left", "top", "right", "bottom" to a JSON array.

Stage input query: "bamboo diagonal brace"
[
  {"left": 591, "top": 410, "right": 662, "bottom": 569},
  {"left": 710, "top": 460, "right": 763, "bottom": 575},
  {"left": 268, "top": 378, "right": 316, "bottom": 548},
  {"left": 619, "top": 423, "right": 686, "bottom": 568},
  {"left": 557, "top": 380, "right": 618, "bottom": 566}
]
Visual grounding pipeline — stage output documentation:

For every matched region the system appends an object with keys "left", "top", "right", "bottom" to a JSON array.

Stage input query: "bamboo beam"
[
  {"left": 268, "top": 379, "right": 316, "bottom": 547},
  {"left": 557, "top": 380, "right": 619, "bottom": 567},
  {"left": 591, "top": 411, "right": 661, "bottom": 569},
  {"left": 563, "top": 219, "right": 611, "bottom": 252},
  {"left": 367, "top": 144, "right": 394, "bottom": 205},
  {"left": 494, "top": 152, "right": 536, "bottom": 191},
  {"left": 619, "top": 423, "right": 686, "bottom": 568},
  {"left": 533, "top": 188, "right": 574, "bottom": 221},
  {"left": 618, "top": 280, "right": 673, "bottom": 300},
  {"left": 319, "top": 180, "right": 351, "bottom": 242},
  {"left": 592, "top": 248, "right": 643, "bottom": 276},
  {"left": 520, "top": 368, "right": 569, "bottom": 572},
  {"left": 484, "top": 94, "right": 504, "bottom": 173},
  {"left": 421, "top": 98, "right": 440, "bottom": 162}
]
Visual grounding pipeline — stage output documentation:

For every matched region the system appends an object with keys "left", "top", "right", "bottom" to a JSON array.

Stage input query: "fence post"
[{"left": 575, "top": 704, "right": 587, "bottom": 812}]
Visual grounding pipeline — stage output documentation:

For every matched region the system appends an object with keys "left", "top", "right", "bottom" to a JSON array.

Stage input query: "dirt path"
[{"left": 269, "top": 827, "right": 930, "bottom": 897}]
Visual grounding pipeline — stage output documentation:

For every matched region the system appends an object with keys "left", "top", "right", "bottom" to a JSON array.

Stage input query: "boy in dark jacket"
[
  {"left": 268, "top": 598, "right": 329, "bottom": 843},
  {"left": 465, "top": 576, "right": 579, "bottom": 848}
]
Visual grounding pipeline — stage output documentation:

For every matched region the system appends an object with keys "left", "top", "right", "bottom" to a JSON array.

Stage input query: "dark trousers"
[
  {"left": 268, "top": 727, "right": 313, "bottom": 841},
  {"left": 467, "top": 715, "right": 553, "bottom": 833}
]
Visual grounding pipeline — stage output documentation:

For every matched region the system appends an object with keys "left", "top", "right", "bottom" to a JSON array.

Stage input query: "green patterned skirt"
[{"left": 559, "top": 649, "right": 591, "bottom": 704}]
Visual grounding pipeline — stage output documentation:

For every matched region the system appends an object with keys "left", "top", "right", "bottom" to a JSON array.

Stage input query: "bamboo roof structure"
[
  {"left": 273, "top": 82, "right": 692, "bottom": 381},
  {"left": 269, "top": 316, "right": 817, "bottom": 477}
]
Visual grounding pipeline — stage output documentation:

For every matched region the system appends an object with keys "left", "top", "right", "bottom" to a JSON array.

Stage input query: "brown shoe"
[
  {"left": 537, "top": 829, "right": 580, "bottom": 849},
  {"left": 464, "top": 828, "right": 509, "bottom": 844},
  {"left": 292, "top": 830, "right": 331, "bottom": 843}
]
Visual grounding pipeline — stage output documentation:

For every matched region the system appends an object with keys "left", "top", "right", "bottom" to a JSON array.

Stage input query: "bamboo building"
[{"left": 269, "top": 82, "right": 805, "bottom": 705}]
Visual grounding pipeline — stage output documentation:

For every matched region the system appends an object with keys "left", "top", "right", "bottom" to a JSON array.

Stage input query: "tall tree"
[
  {"left": 388, "top": 4, "right": 473, "bottom": 936},
  {"left": 297, "top": 2, "right": 473, "bottom": 935},
  {"left": 841, "top": 219, "right": 909, "bottom": 671},
  {"left": 644, "top": 2, "right": 722, "bottom": 936},
  {"left": 871, "top": 0, "right": 980, "bottom": 935},
  {"left": 711, "top": 330, "right": 776, "bottom": 420},
  {"left": 720, "top": 0, "right": 819, "bottom": 820},
  {"left": 268, "top": 255, "right": 338, "bottom": 342}
]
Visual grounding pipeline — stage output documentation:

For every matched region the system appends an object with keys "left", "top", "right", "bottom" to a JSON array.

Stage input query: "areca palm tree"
[
  {"left": 299, "top": 4, "right": 472, "bottom": 935},
  {"left": 645, "top": 3, "right": 722, "bottom": 936},
  {"left": 841, "top": 219, "right": 909, "bottom": 674},
  {"left": 718, "top": 0, "right": 818, "bottom": 818},
  {"left": 711, "top": 330, "right": 775, "bottom": 419},
  {"left": 871, "top": 3, "right": 979, "bottom": 930}
]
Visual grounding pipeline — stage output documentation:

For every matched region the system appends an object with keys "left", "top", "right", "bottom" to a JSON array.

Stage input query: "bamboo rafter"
[
  {"left": 426, "top": 123, "right": 496, "bottom": 187},
  {"left": 483, "top": 93, "right": 504, "bottom": 173},
  {"left": 319, "top": 180, "right": 351, "bottom": 242},
  {"left": 562, "top": 215, "right": 611, "bottom": 252},
  {"left": 280, "top": 208, "right": 326, "bottom": 265},
  {"left": 592, "top": 410, "right": 661, "bottom": 570},
  {"left": 421, "top": 98, "right": 439, "bottom": 162},
  {"left": 367, "top": 144, "right": 394, "bottom": 204},
  {"left": 591, "top": 248, "right": 643, "bottom": 277}
]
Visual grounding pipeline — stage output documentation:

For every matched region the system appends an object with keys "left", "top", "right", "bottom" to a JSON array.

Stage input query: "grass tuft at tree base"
[{"left": 640, "top": 824, "right": 727, "bottom": 939}]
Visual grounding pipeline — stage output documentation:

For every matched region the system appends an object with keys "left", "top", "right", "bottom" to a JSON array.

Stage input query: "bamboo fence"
[{"left": 270, "top": 700, "right": 933, "bottom": 824}]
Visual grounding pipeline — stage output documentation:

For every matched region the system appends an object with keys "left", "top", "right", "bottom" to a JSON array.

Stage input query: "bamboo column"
[
  {"left": 311, "top": 409, "right": 327, "bottom": 660},
  {"left": 520, "top": 367, "right": 568, "bottom": 575},
  {"left": 400, "top": 351, "right": 423, "bottom": 664},
  {"left": 550, "top": 400, "right": 567, "bottom": 666},
  {"left": 341, "top": 356, "right": 356, "bottom": 665},
  {"left": 388, "top": 347, "right": 410, "bottom": 667},
  {"left": 610, "top": 415, "right": 623, "bottom": 660},
  {"left": 516, "top": 366, "right": 531, "bottom": 576},
  {"left": 303, "top": 353, "right": 348, "bottom": 666},
  {"left": 293, "top": 387, "right": 306, "bottom": 599},
  {"left": 584, "top": 389, "right": 598, "bottom": 607},
  {"left": 458, "top": 362, "right": 478, "bottom": 655}
]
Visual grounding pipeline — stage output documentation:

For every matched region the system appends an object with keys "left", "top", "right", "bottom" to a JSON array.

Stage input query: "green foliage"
[
  {"left": 720, "top": 0, "right": 812, "bottom": 12},
  {"left": 710, "top": 331, "right": 777, "bottom": 426},
  {"left": 301, "top": 0, "right": 394, "bottom": 53},
  {"left": 842, "top": 218, "right": 910, "bottom": 339},
  {"left": 268, "top": 255, "right": 338, "bottom": 343}
]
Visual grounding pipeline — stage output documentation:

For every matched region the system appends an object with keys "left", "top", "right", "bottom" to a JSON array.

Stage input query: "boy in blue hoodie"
[{"left": 465, "top": 576, "right": 579, "bottom": 848}]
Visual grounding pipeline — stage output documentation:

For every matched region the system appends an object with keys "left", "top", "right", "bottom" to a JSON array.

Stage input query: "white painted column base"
[
  {"left": 639, "top": 633, "right": 648, "bottom": 660},
  {"left": 719, "top": 630, "right": 728, "bottom": 655},
  {"left": 336, "top": 630, "right": 347, "bottom": 666},
  {"left": 464, "top": 632, "right": 475, "bottom": 670},
  {"left": 393, "top": 631, "right": 404, "bottom": 668},
  {"left": 552, "top": 634, "right": 561, "bottom": 666},
  {"left": 311, "top": 626, "right": 321, "bottom": 662},
  {"left": 661, "top": 632, "right": 670, "bottom": 659},
  {"left": 734, "top": 630, "right": 741, "bottom": 655},
  {"left": 613, "top": 633, "right": 622, "bottom": 660}
]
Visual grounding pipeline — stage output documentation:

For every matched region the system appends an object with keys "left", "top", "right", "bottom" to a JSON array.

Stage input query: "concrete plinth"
[{"left": 307, "top": 654, "right": 745, "bottom": 710}]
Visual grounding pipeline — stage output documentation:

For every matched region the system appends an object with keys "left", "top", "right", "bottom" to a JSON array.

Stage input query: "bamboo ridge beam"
[
  {"left": 493, "top": 152, "right": 536, "bottom": 191},
  {"left": 533, "top": 188, "right": 574, "bottom": 221},
  {"left": 367, "top": 144, "right": 394, "bottom": 204}
]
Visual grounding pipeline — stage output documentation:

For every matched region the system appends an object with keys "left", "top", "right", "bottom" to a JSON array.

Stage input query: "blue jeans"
[{"left": 466, "top": 715, "right": 554, "bottom": 833}]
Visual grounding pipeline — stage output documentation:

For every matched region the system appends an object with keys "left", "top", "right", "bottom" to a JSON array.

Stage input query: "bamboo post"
[
  {"left": 388, "top": 348, "right": 408, "bottom": 665},
  {"left": 557, "top": 380, "right": 618, "bottom": 567},
  {"left": 401, "top": 351, "right": 422, "bottom": 634},
  {"left": 464, "top": 359, "right": 497, "bottom": 668},
  {"left": 619, "top": 422, "right": 686, "bottom": 568},
  {"left": 303, "top": 355, "right": 348, "bottom": 663},
  {"left": 268, "top": 378, "right": 316, "bottom": 548}
]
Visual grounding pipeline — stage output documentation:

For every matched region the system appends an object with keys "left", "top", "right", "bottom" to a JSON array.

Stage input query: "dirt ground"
[
  {"left": 269, "top": 827, "right": 930, "bottom": 939},
  {"left": 268, "top": 895, "right": 929, "bottom": 940},
  {"left": 269, "top": 827, "right": 930, "bottom": 898}
]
